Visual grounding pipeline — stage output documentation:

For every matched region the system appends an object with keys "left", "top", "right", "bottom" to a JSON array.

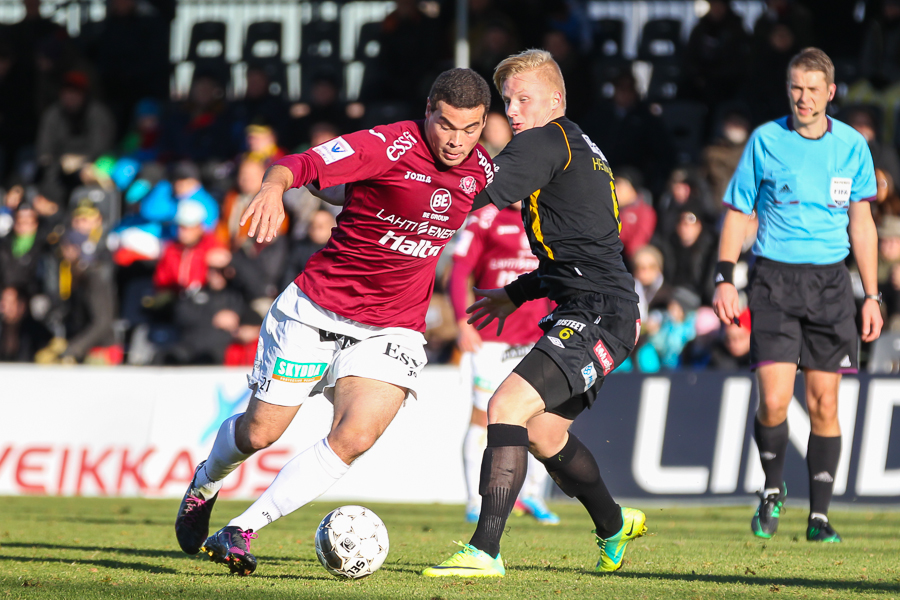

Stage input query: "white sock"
[
  {"left": 810, "top": 512, "right": 828, "bottom": 522},
  {"left": 521, "top": 452, "right": 550, "bottom": 500},
  {"left": 463, "top": 423, "right": 487, "bottom": 509},
  {"left": 194, "top": 414, "right": 252, "bottom": 499},
  {"left": 229, "top": 437, "right": 349, "bottom": 532}
]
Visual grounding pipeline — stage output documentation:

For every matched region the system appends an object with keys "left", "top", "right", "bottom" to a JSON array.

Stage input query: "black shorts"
[
  {"left": 513, "top": 292, "right": 639, "bottom": 420},
  {"left": 748, "top": 258, "right": 858, "bottom": 373}
]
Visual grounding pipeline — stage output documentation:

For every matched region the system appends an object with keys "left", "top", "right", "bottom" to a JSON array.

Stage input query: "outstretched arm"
[{"left": 466, "top": 287, "right": 518, "bottom": 336}]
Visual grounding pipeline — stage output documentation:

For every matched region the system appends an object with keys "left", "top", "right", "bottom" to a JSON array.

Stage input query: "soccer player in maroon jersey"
[
  {"left": 450, "top": 203, "right": 559, "bottom": 525},
  {"left": 426, "top": 50, "right": 645, "bottom": 577},
  {"left": 174, "top": 68, "right": 494, "bottom": 575}
]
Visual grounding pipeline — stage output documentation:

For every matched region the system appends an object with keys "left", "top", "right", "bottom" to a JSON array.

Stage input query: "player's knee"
[
  {"left": 328, "top": 429, "right": 378, "bottom": 463},
  {"left": 241, "top": 427, "right": 280, "bottom": 452}
]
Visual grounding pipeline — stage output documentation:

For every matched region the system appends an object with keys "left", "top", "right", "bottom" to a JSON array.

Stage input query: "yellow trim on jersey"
[
  {"left": 529, "top": 189, "right": 554, "bottom": 259},
  {"left": 552, "top": 121, "right": 572, "bottom": 170}
]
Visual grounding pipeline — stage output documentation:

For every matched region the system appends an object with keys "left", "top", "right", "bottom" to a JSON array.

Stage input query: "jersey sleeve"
[
  {"left": 276, "top": 125, "right": 400, "bottom": 189},
  {"left": 723, "top": 129, "right": 766, "bottom": 214},
  {"left": 484, "top": 125, "right": 570, "bottom": 209},
  {"left": 852, "top": 139, "right": 877, "bottom": 202}
]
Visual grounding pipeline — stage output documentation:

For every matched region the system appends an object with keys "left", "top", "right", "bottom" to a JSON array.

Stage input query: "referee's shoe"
[
  {"left": 807, "top": 516, "right": 842, "bottom": 543},
  {"left": 751, "top": 484, "right": 786, "bottom": 539}
]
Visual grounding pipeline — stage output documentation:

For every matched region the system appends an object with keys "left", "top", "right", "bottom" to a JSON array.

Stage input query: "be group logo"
[{"left": 430, "top": 189, "right": 452, "bottom": 214}]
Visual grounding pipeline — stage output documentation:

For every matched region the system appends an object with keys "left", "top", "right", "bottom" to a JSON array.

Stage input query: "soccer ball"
[{"left": 314, "top": 505, "right": 389, "bottom": 579}]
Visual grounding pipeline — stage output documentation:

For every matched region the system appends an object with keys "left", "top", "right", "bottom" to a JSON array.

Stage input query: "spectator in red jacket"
[
  {"left": 153, "top": 199, "right": 228, "bottom": 294},
  {"left": 615, "top": 166, "right": 657, "bottom": 262}
]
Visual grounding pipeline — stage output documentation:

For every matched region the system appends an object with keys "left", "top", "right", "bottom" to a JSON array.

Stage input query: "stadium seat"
[
  {"left": 355, "top": 21, "right": 383, "bottom": 65},
  {"left": 243, "top": 21, "right": 287, "bottom": 96},
  {"left": 591, "top": 57, "right": 631, "bottom": 100},
  {"left": 186, "top": 20, "right": 230, "bottom": 87},
  {"left": 300, "top": 17, "right": 343, "bottom": 98},
  {"left": 657, "top": 100, "right": 707, "bottom": 165},
  {"left": 592, "top": 18, "right": 625, "bottom": 60},
  {"left": 646, "top": 61, "right": 682, "bottom": 102},
  {"left": 637, "top": 18, "right": 683, "bottom": 65},
  {"left": 867, "top": 332, "right": 900, "bottom": 374}
]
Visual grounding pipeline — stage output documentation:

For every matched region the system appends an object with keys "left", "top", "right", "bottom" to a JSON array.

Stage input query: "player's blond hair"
[
  {"left": 493, "top": 49, "right": 567, "bottom": 110},
  {"left": 788, "top": 47, "right": 835, "bottom": 86}
]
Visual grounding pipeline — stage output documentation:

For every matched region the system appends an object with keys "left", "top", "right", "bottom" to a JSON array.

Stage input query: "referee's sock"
[
  {"left": 754, "top": 416, "right": 789, "bottom": 494},
  {"left": 807, "top": 433, "right": 841, "bottom": 517},
  {"left": 540, "top": 433, "right": 623, "bottom": 539},
  {"left": 468, "top": 424, "right": 529, "bottom": 559}
]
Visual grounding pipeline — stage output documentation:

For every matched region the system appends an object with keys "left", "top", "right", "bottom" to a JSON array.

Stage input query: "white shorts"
[
  {"left": 249, "top": 284, "right": 428, "bottom": 407},
  {"left": 465, "top": 341, "right": 534, "bottom": 412}
]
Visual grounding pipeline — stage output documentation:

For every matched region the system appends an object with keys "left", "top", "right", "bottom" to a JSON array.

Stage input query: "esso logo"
[{"left": 430, "top": 188, "right": 452, "bottom": 214}]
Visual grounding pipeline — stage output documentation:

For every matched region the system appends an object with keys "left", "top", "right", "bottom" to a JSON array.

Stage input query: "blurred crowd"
[{"left": 2, "top": 0, "right": 900, "bottom": 370}]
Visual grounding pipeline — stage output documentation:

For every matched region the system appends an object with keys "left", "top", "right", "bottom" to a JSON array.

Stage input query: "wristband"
[{"left": 714, "top": 261, "right": 735, "bottom": 286}]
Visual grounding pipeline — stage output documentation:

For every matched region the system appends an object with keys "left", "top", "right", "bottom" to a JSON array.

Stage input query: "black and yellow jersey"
[{"left": 482, "top": 117, "right": 638, "bottom": 304}]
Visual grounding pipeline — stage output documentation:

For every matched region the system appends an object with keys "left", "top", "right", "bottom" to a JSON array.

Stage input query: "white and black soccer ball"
[{"left": 314, "top": 505, "right": 389, "bottom": 579}]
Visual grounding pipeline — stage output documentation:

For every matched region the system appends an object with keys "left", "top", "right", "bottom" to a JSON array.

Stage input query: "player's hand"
[
  {"left": 466, "top": 287, "right": 517, "bottom": 335},
  {"left": 457, "top": 319, "right": 483, "bottom": 353},
  {"left": 713, "top": 283, "right": 740, "bottom": 326},
  {"left": 860, "top": 297, "right": 884, "bottom": 343},
  {"left": 240, "top": 182, "right": 286, "bottom": 243}
]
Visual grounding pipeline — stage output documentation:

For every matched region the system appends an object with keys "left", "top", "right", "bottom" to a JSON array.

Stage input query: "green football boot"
[
  {"left": 595, "top": 507, "right": 648, "bottom": 573},
  {"left": 807, "top": 517, "right": 842, "bottom": 543},
  {"left": 423, "top": 542, "right": 505, "bottom": 577},
  {"left": 751, "top": 484, "right": 786, "bottom": 539}
]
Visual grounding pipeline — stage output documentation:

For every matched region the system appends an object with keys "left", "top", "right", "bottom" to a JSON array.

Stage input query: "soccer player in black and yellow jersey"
[{"left": 425, "top": 49, "right": 646, "bottom": 578}]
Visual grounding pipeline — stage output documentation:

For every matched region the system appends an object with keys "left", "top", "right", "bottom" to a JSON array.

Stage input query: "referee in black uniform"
[{"left": 425, "top": 49, "right": 645, "bottom": 577}]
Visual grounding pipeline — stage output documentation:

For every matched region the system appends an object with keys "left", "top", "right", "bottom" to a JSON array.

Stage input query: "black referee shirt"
[{"left": 480, "top": 117, "right": 637, "bottom": 304}]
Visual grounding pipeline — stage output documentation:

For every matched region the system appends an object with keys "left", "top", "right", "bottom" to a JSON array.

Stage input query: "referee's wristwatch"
[{"left": 864, "top": 292, "right": 883, "bottom": 306}]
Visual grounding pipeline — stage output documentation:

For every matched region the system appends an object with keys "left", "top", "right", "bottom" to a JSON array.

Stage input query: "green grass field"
[{"left": 1, "top": 496, "right": 898, "bottom": 599}]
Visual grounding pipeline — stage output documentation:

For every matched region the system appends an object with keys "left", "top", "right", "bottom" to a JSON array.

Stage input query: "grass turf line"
[{"left": 0, "top": 496, "right": 898, "bottom": 599}]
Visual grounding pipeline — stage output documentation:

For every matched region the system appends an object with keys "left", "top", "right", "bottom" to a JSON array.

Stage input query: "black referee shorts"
[
  {"left": 513, "top": 292, "right": 639, "bottom": 420},
  {"left": 748, "top": 257, "right": 858, "bottom": 373}
]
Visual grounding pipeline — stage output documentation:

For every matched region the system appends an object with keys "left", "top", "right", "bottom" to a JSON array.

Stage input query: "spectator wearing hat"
[
  {"left": 614, "top": 167, "right": 657, "bottom": 262},
  {"left": 636, "top": 286, "right": 701, "bottom": 371},
  {"left": 35, "top": 71, "right": 115, "bottom": 201},
  {"left": 120, "top": 98, "right": 162, "bottom": 162},
  {"left": 34, "top": 228, "right": 117, "bottom": 364},
  {"left": 153, "top": 200, "right": 228, "bottom": 295},
  {"left": 139, "top": 161, "right": 219, "bottom": 233}
]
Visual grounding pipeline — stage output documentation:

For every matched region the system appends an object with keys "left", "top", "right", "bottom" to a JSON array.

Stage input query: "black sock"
[
  {"left": 754, "top": 416, "right": 789, "bottom": 492},
  {"left": 468, "top": 424, "right": 529, "bottom": 558},
  {"left": 807, "top": 433, "right": 841, "bottom": 517},
  {"left": 540, "top": 433, "right": 623, "bottom": 539}
]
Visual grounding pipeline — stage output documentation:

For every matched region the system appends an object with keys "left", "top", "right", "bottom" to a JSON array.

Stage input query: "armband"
[{"left": 714, "top": 261, "right": 735, "bottom": 286}]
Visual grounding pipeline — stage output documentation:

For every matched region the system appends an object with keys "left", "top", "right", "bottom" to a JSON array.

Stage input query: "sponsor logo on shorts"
[
  {"left": 384, "top": 342, "right": 423, "bottom": 377},
  {"left": 556, "top": 319, "right": 586, "bottom": 332},
  {"left": 459, "top": 175, "right": 477, "bottom": 194},
  {"left": 840, "top": 355, "right": 852, "bottom": 368},
  {"left": 312, "top": 136, "right": 354, "bottom": 164},
  {"left": 272, "top": 358, "right": 327, "bottom": 383},
  {"left": 559, "top": 328, "right": 575, "bottom": 340},
  {"left": 581, "top": 363, "right": 596, "bottom": 392},
  {"left": 593, "top": 339, "right": 614, "bottom": 375},
  {"left": 548, "top": 336, "right": 565, "bottom": 349},
  {"left": 635, "top": 319, "right": 642, "bottom": 345},
  {"left": 501, "top": 345, "right": 532, "bottom": 362},
  {"left": 812, "top": 471, "right": 834, "bottom": 483}
]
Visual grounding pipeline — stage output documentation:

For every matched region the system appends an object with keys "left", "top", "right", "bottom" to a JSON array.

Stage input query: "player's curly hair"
[
  {"left": 428, "top": 68, "right": 491, "bottom": 114},
  {"left": 493, "top": 49, "right": 567, "bottom": 110},
  {"left": 788, "top": 47, "right": 835, "bottom": 86}
]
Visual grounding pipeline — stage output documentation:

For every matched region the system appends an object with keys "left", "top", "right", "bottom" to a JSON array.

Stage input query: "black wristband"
[{"left": 714, "top": 261, "right": 735, "bottom": 286}]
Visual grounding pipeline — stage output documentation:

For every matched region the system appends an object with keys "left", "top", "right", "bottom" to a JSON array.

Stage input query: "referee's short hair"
[
  {"left": 787, "top": 47, "right": 835, "bottom": 86},
  {"left": 428, "top": 68, "right": 491, "bottom": 115}
]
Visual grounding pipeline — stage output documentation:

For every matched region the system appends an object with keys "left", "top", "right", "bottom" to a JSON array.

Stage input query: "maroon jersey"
[
  {"left": 275, "top": 120, "right": 494, "bottom": 332},
  {"left": 449, "top": 204, "right": 553, "bottom": 345}
]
